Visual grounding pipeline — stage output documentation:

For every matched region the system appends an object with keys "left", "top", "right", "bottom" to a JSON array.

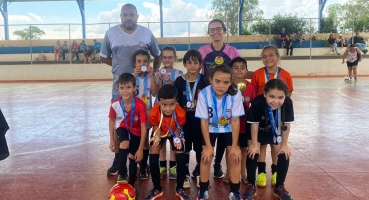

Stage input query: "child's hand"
[
  {"left": 147, "top": 65, "right": 154, "bottom": 76},
  {"left": 247, "top": 143, "right": 260, "bottom": 159},
  {"left": 157, "top": 72, "right": 162, "bottom": 80},
  {"left": 201, "top": 146, "right": 214, "bottom": 164},
  {"left": 133, "top": 67, "right": 142, "bottom": 77},
  {"left": 278, "top": 144, "right": 291, "bottom": 160},
  {"left": 228, "top": 146, "right": 241, "bottom": 163},
  {"left": 172, "top": 137, "right": 184, "bottom": 150},
  {"left": 109, "top": 140, "right": 116, "bottom": 152},
  {"left": 134, "top": 149, "right": 143, "bottom": 162},
  {"left": 164, "top": 74, "right": 171, "bottom": 82}
]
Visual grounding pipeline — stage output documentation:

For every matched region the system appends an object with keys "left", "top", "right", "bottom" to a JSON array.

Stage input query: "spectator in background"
[
  {"left": 71, "top": 40, "right": 79, "bottom": 60},
  {"left": 54, "top": 40, "right": 61, "bottom": 60},
  {"left": 279, "top": 28, "right": 287, "bottom": 48},
  {"left": 285, "top": 34, "right": 293, "bottom": 56},
  {"left": 93, "top": 39, "right": 101, "bottom": 61},
  {"left": 78, "top": 40, "right": 88, "bottom": 57},
  {"left": 295, "top": 30, "right": 305, "bottom": 47},
  {"left": 84, "top": 46, "right": 92, "bottom": 64},
  {"left": 349, "top": 32, "right": 368, "bottom": 55},
  {"left": 328, "top": 34, "right": 340, "bottom": 55},
  {"left": 61, "top": 41, "right": 69, "bottom": 60},
  {"left": 336, "top": 34, "right": 346, "bottom": 48}
]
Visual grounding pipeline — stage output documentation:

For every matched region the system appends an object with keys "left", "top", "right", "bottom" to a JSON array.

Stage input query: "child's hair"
[
  {"left": 182, "top": 49, "right": 202, "bottom": 64},
  {"left": 261, "top": 45, "right": 281, "bottom": 58},
  {"left": 230, "top": 57, "right": 247, "bottom": 69},
  {"left": 161, "top": 46, "right": 177, "bottom": 57},
  {"left": 158, "top": 84, "right": 178, "bottom": 100},
  {"left": 208, "top": 19, "right": 227, "bottom": 33},
  {"left": 349, "top": 44, "right": 355, "bottom": 48},
  {"left": 263, "top": 79, "right": 288, "bottom": 131},
  {"left": 117, "top": 73, "right": 136, "bottom": 87},
  {"left": 131, "top": 49, "right": 150, "bottom": 66},
  {"left": 209, "top": 64, "right": 237, "bottom": 96}
]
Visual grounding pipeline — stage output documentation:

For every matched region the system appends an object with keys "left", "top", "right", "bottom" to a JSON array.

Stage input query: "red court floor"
[{"left": 1, "top": 77, "right": 369, "bottom": 200}]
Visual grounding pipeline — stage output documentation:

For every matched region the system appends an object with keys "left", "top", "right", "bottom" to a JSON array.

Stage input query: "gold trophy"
[{"left": 237, "top": 82, "right": 246, "bottom": 93}]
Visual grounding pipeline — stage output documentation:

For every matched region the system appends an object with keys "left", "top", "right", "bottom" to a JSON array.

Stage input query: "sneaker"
[
  {"left": 183, "top": 176, "right": 191, "bottom": 188},
  {"left": 191, "top": 164, "right": 200, "bottom": 178},
  {"left": 176, "top": 189, "right": 191, "bottom": 200},
  {"left": 242, "top": 184, "right": 257, "bottom": 200},
  {"left": 273, "top": 185, "right": 293, "bottom": 200},
  {"left": 140, "top": 170, "right": 149, "bottom": 180},
  {"left": 196, "top": 176, "right": 200, "bottom": 188},
  {"left": 160, "top": 167, "right": 167, "bottom": 179},
  {"left": 256, "top": 173, "right": 267, "bottom": 187},
  {"left": 117, "top": 174, "right": 128, "bottom": 184},
  {"left": 213, "top": 163, "right": 224, "bottom": 178},
  {"left": 107, "top": 158, "right": 118, "bottom": 175},
  {"left": 144, "top": 188, "right": 163, "bottom": 200},
  {"left": 272, "top": 172, "right": 277, "bottom": 187},
  {"left": 229, "top": 191, "right": 242, "bottom": 200},
  {"left": 169, "top": 166, "right": 177, "bottom": 179},
  {"left": 196, "top": 190, "right": 209, "bottom": 200},
  {"left": 354, "top": 77, "right": 357, "bottom": 82}
]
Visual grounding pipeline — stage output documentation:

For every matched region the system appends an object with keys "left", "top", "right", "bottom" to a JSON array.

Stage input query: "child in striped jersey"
[
  {"left": 132, "top": 49, "right": 158, "bottom": 180},
  {"left": 155, "top": 46, "right": 183, "bottom": 179},
  {"left": 195, "top": 65, "right": 244, "bottom": 200}
]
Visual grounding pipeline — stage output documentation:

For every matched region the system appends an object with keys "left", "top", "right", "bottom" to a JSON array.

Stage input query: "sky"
[{"left": 0, "top": 0, "right": 348, "bottom": 39}]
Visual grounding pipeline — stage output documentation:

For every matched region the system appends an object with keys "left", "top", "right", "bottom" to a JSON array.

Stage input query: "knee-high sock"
[
  {"left": 149, "top": 154, "right": 162, "bottom": 191},
  {"left": 175, "top": 153, "right": 187, "bottom": 191},
  {"left": 139, "top": 149, "right": 149, "bottom": 171},
  {"left": 118, "top": 149, "right": 129, "bottom": 175},
  {"left": 257, "top": 162, "right": 266, "bottom": 174},
  {"left": 184, "top": 153, "right": 190, "bottom": 175},
  {"left": 275, "top": 154, "right": 289, "bottom": 187},
  {"left": 246, "top": 154, "right": 259, "bottom": 186},
  {"left": 128, "top": 158, "right": 137, "bottom": 186}
]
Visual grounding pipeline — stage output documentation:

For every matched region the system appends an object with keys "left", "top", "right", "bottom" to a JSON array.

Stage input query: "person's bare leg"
[
  {"left": 348, "top": 67, "right": 352, "bottom": 79},
  {"left": 353, "top": 66, "right": 358, "bottom": 79}
]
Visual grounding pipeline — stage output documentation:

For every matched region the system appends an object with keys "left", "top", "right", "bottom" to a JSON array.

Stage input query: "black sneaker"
[
  {"left": 107, "top": 158, "right": 118, "bottom": 175},
  {"left": 176, "top": 189, "right": 191, "bottom": 200},
  {"left": 273, "top": 185, "right": 293, "bottom": 200},
  {"left": 213, "top": 163, "right": 224, "bottom": 178},
  {"left": 117, "top": 174, "right": 128, "bottom": 184},
  {"left": 140, "top": 170, "right": 149, "bottom": 180},
  {"left": 192, "top": 164, "right": 200, "bottom": 178},
  {"left": 143, "top": 188, "right": 163, "bottom": 200},
  {"left": 242, "top": 184, "right": 256, "bottom": 200}
]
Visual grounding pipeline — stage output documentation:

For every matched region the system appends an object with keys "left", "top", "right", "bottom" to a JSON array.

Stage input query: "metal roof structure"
[{"left": 0, "top": 0, "right": 86, "bottom": 40}]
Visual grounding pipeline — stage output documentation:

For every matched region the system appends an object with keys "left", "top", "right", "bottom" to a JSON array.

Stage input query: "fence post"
[
  {"left": 30, "top": 25, "right": 33, "bottom": 65},
  {"left": 69, "top": 24, "right": 72, "bottom": 64},
  {"left": 309, "top": 19, "right": 312, "bottom": 60},
  {"left": 109, "top": 23, "right": 111, "bottom": 29},
  {"left": 351, "top": 18, "right": 354, "bottom": 44},
  {"left": 269, "top": 20, "right": 271, "bottom": 46},
  {"left": 148, "top": 22, "right": 150, "bottom": 30},
  {"left": 188, "top": 21, "right": 190, "bottom": 50}
]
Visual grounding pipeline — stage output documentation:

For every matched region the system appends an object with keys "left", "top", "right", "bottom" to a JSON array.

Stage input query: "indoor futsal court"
[{"left": 1, "top": 77, "right": 369, "bottom": 200}]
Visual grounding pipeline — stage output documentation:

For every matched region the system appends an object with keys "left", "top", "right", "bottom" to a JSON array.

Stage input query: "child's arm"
[
  {"left": 149, "top": 125, "right": 161, "bottom": 146},
  {"left": 109, "top": 119, "right": 116, "bottom": 152},
  {"left": 148, "top": 66, "right": 158, "bottom": 96},
  {"left": 248, "top": 123, "right": 259, "bottom": 159},
  {"left": 228, "top": 117, "right": 241, "bottom": 162},
  {"left": 342, "top": 50, "right": 348, "bottom": 64},
  {"left": 157, "top": 72, "right": 163, "bottom": 89}
]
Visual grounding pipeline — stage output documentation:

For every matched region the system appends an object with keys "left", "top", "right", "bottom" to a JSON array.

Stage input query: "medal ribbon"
[
  {"left": 264, "top": 67, "right": 281, "bottom": 82},
  {"left": 185, "top": 74, "right": 201, "bottom": 105},
  {"left": 267, "top": 106, "right": 278, "bottom": 138},
  {"left": 210, "top": 86, "right": 228, "bottom": 127},
  {"left": 120, "top": 97, "right": 135, "bottom": 135},
  {"left": 167, "top": 112, "right": 184, "bottom": 138},
  {"left": 136, "top": 75, "right": 150, "bottom": 107},
  {"left": 153, "top": 110, "right": 173, "bottom": 138}
]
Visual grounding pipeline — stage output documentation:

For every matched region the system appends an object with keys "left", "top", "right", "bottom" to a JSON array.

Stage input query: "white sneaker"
[
  {"left": 183, "top": 176, "right": 190, "bottom": 188},
  {"left": 196, "top": 176, "right": 200, "bottom": 188}
]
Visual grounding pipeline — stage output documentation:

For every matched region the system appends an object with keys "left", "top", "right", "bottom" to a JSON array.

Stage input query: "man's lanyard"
[
  {"left": 264, "top": 67, "right": 281, "bottom": 82},
  {"left": 211, "top": 86, "right": 228, "bottom": 127},
  {"left": 185, "top": 74, "right": 201, "bottom": 107},
  {"left": 120, "top": 97, "right": 135, "bottom": 134}
]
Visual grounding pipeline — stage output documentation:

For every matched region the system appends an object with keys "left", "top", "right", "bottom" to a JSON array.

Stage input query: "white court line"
[
  {"left": 337, "top": 82, "right": 369, "bottom": 104},
  {"left": 10, "top": 138, "right": 106, "bottom": 156}
]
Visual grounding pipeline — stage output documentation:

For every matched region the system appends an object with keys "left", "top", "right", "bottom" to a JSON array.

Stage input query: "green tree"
[
  {"left": 207, "top": 0, "right": 263, "bottom": 35},
  {"left": 13, "top": 26, "right": 45, "bottom": 40},
  {"left": 269, "top": 13, "right": 309, "bottom": 35},
  {"left": 320, "top": 18, "right": 337, "bottom": 33},
  {"left": 249, "top": 20, "right": 270, "bottom": 35}
]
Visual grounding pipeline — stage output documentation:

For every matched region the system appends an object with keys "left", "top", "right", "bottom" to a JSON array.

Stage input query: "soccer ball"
[
  {"left": 344, "top": 76, "right": 350, "bottom": 82},
  {"left": 108, "top": 183, "right": 136, "bottom": 200}
]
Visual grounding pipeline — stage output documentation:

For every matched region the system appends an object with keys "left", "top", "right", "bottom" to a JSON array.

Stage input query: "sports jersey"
[
  {"left": 155, "top": 67, "right": 183, "bottom": 85},
  {"left": 195, "top": 85, "right": 244, "bottom": 133},
  {"left": 251, "top": 67, "right": 294, "bottom": 96},
  {"left": 174, "top": 74, "right": 208, "bottom": 133},
  {"left": 108, "top": 96, "right": 148, "bottom": 136},
  {"left": 247, "top": 95, "right": 294, "bottom": 135},
  {"left": 134, "top": 73, "right": 156, "bottom": 128},
  {"left": 346, "top": 50, "right": 358, "bottom": 62},
  {"left": 149, "top": 103, "right": 186, "bottom": 137},
  {"left": 198, "top": 43, "right": 242, "bottom": 77},
  {"left": 238, "top": 80, "right": 256, "bottom": 134},
  {"left": 100, "top": 25, "right": 161, "bottom": 96}
]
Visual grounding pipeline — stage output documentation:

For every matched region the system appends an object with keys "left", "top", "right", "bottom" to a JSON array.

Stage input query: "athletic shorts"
[
  {"left": 347, "top": 60, "right": 358, "bottom": 68},
  {"left": 239, "top": 133, "right": 248, "bottom": 148},
  {"left": 184, "top": 131, "right": 203, "bottom": 153},
  {"left": 116, "top": 127, "right": 141, "bottom": 155},
  {"left": 202, "top": 133, "right": 234, "bottom": 147},
  {"left": 150, "top": 133, "right": 185, "bottom": 152}
]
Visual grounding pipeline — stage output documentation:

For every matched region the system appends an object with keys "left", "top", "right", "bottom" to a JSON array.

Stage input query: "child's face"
[
  {"left": 118, "top": 82, "right": 136, "bottom": 100},
  {"left": 232, "top": 62, "right": 248, "bottom": 79},
  {"left": 264, "top": 88, "right": 286, "bottom": 110},
  {"left": 159, "top": 98, "right": 177, "bottom": 116},
  {"left": 134, "top": 54, "right": 149, "bottom": 68},
  {"left": 208, "top": 21, "right": 224, "bottom": 42},
  {"left": 209, "top": 71, "right": 231, "bottom": 97},
  {"left": 184, "top": 57, "right": 201, "bottom": 74},
  {"left": 262, "top": 48, "right": 279, "bottom": 68},
  {"left": 161, "top": 50, "right": 176, "bottom": 68}
]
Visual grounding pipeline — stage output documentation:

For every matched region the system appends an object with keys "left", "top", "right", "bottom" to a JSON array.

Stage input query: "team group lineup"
[{"left": 98, "top": 3, "right": 360, "bottom": 200}]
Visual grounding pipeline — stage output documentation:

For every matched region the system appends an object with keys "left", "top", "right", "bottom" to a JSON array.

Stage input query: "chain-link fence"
[{"left": 0, "top": 18, "right": 368, "bottom": 64}]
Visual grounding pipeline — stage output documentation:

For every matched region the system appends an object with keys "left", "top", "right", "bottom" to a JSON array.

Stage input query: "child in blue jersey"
[
  {"left": 156, "top": 46, "right": 183, "bottom": 179},
  {"left": 195, "top": 65, "right": 244, "bottom": 200},
  {"left": 132, "top": 49, "right": 158, "bottom": 180},
  {"left": 174, "top": 49, "right": 208, "bottom": 188}
]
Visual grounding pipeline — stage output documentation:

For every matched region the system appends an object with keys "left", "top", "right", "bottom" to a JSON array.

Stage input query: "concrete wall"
[{"left": 1, "top": 59, "right": 368, "bottom": 81}]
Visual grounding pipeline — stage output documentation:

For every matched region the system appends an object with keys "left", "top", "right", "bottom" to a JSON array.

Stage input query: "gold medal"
[{"left": 237, "top": 82, "right": 246, "bottom": 93}]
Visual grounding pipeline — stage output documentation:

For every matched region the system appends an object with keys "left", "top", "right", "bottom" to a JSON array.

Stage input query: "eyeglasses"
[
  {"left": 209, "top": 27, "right": 223, "bottom": 33},
  {"left": 162, "top": 56, "right": 174, "bottom": 60}
]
